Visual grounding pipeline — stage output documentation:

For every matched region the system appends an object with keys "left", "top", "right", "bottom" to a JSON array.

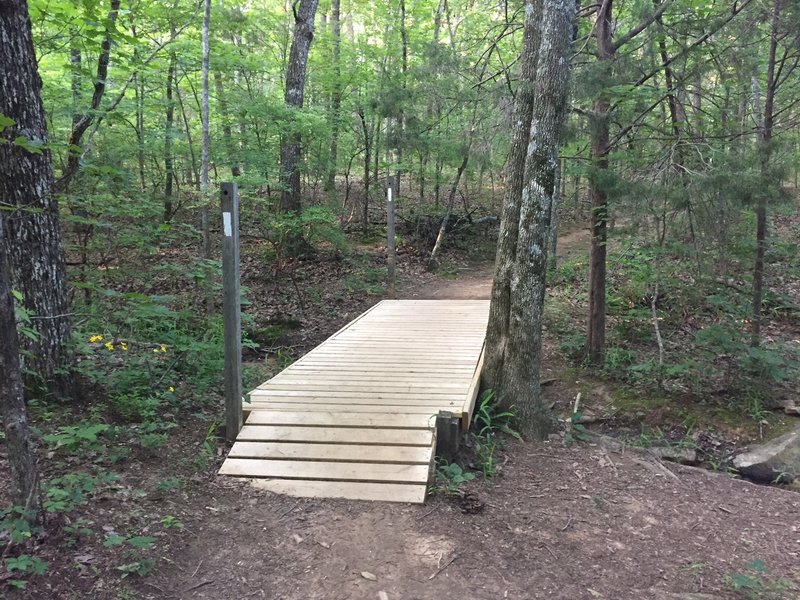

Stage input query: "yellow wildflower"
[
  {"left": 168, "top": 386, "right": 175, "bottom": 393},
  {"left": 120, "top": 342, "right": 128, "bottom": 351},
  {"left": 89, "top": 335, "right": 103, "bottom": 343},
  {"left": 104, "top": 341, "right": 114, "bottom": 351},
  {"left": 160, "top": 344, "right": 167, "bottom": 353},
  {"left": 152, "top": 348, "right": 159, "bottom": 353}
]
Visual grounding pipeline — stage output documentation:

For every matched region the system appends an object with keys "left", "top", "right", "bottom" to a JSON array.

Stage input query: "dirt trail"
[
  {"left": 121, "top": 225, "right": 798, "bottom": 600},
  {"left": 129, "top": 441, "right": 800, "bottom": 600},
  {"left": 399, "top": 225, "right": 590, "bottom": 301}
]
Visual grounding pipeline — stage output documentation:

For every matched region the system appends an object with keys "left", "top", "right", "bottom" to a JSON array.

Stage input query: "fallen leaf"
[
  {"left": 360, "top": 571, "right": 377, "bottom": 581},
  {"left": 292, "top": 534, "right": 303, "bottom": 543}
]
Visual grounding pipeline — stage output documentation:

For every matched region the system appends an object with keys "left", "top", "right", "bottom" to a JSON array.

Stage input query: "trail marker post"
[
  {"left": 221, "top": 182, "right": 243, "bottom": 442},
  {"left": 386, "top": 175, "right": 397, "bottom": 298}
]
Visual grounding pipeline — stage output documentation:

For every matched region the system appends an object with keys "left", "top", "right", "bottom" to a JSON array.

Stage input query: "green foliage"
[
  {"left": 111, "top": 393, "right": 161, "bottom": 422},
  {"left": 3, "top": 554, "right": 49, "bottom": 589},
  {"left": 154, "top": 477, "right": 183, "bottom": 492},
  {"left": 470, "top": 391, "right": 521, "bottom": 477},
  {"left": 0, "top": 506, "right": 39, "bottom": 546},
  {"left": 42, "top": 424, "right": 110, "bottom": 453},
  {"left": 160, "top": 515, "right": 184, "bottom": 530},
  {"left": 434, "top": 461, "right": 476, "bottom": 495},
  {"left": 723, "top": 560, "right": 797, "bottom": 599},
  {"left": 263, "top": 206, "right": 348, "bottom": 258},
  {"left": 44, "top": 471, "right": 118, "bottom": 513},
  {"left": 564, "top": 412, "right": 590, "bottom": 445}
]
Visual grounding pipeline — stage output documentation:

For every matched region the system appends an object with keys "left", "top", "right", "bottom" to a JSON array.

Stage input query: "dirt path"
[
  {"left": 398, "top": 225, "right": 590, "bottom": 301},
  {"left": 129, "top": 441, "right": 799, "bottom": 600},
  {"left": 130, "top": 226, "right": 797, "bottom": 600}
]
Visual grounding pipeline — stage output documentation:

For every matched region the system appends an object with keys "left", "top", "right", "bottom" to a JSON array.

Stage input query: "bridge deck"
[{"left": 218, "top": 300, "right": 490, "bottom": 503}]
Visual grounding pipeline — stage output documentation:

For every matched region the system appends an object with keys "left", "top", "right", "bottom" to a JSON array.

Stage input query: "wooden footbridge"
[{"left": 219, "top": 300, "right": 490, "bottom": 503}]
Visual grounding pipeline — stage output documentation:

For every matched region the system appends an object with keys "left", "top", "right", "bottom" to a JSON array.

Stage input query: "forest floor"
[{"left": 4, "top": 224, "right": 800, "bottom": 600}]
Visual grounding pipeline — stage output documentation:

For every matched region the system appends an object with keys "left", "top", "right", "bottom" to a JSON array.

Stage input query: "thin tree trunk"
[
  {"left": 54, "top": 0, "right": 121, "bottom": 194},
  {"left": 164, "top": 48, "right": 177, "bottom": 222},
  {"left": 586, "top": 0, "right": 614, "bottom": 364},
  {"left": 200, "top": 0, "right": 211, "bottom": 259},
  {"left": 428, "top": 151, "right": 470, "bottom": 270},
  {"left": 213, "top": 70, "right": 242, "bottom": 177},
  {"left": 358, "top": 107, "right": 371, "bottom": 228},
  {"left": 483, "top": 0, "right": 542, "bottom": 390},
  {"left": 1, "top": 0, "right": 75, "bottom": 399},
  {"left": 279, "top": 0, "right": 319, "bottom": 212},
  {"left": 752, "top": 0, "right": 781, "bottom": 345},
  {"left": 325, "top": 0, "right": 341, "bottom": 195}
]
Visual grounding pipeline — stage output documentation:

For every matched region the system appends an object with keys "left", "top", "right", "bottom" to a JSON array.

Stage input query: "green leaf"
[
  {"left": 127, "top": 535, "right": 155, "bottom": 549},
  {"left": 13, "top": 135, "right": 44, "bottom": 154}
]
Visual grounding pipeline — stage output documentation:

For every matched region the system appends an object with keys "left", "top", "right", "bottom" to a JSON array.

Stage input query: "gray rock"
[
  {"left": 649, "top": 446, "right": 698, "bottom": 465},
  {"left": 784, "top": 404, "right": 800, "bottom": 417},
  {"left": 733, "top": 426, "right": 800, "bottom": 483}
]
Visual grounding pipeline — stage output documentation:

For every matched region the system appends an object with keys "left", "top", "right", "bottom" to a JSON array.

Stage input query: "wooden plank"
[
  {"left": 462, "top": 344, "right": 486, "bottom": 428},
  {"left": 245, "top": 411, "right": 436, "bottom": 429},
  {"left": 248, "top": 479, "right": 427, "bottom": 503},
  {"left": 237, "top": 425, "right": 434, "bottom": 446},
  {"left": 258, "top": 383, "right": 470, "bottom": 394},
  {"left": 229, "top": 442, "right": 433, "bottom": 464},
  {"left": 262, "top": 382, "right": 469, "bottom": 392},
  {"left": 219, "top": 458, "right": 430, "bottom": 483},
  {"left": 246, "top": 395, "right": 463, "bottom": 408},
  {"left": 266, "top": 376, "right": 472, "bottom": 386},
  {"left": 243, "top": 402, "right": 456, "bottom": 415},
  {"left": 250, "top": 384, "right": 467, "bottom": 402}
]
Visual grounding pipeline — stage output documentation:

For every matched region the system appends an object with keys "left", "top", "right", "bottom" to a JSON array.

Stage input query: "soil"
[{"left": 4, "top": 227, "right": 800, "bottom": 600}]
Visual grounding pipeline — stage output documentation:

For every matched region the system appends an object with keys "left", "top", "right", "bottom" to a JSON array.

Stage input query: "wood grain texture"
[{"left": 220, "top": 300, "right": 489, "bottom": 503}]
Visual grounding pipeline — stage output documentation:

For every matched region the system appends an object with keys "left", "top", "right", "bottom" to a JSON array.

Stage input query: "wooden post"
[
  {"left": 386, "top": 175, "right": 397, "bottom": 298},
  {"left": 435, "top": 410, "right": 461, "bottom": 461},
  {"left": 221, "top": 182, "right": 243, "bottom": 442}
]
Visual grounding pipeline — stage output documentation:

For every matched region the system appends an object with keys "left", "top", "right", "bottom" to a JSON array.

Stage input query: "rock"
[
  {"left": 648, "top": 446, "right": 698, "bottom": 465},
  {"left": 784, "top": 405, "right": 800, "bottom": 416},
  {"left": 733, "top": 426, "right": 800, "bottom": 483}
]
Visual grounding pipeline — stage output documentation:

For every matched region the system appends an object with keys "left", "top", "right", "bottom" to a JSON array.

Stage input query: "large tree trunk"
[
  {"left": 1, "top": 0, "right": 75, "bottom": 399},
  {"left": 0, "top": 218, "right": 40, "bottom": 517},
  {"left": 586, "top": 0, "right": 614, "bottom": 364},
  {"left": 483, "top": 0, "right": 542, "bottom": 390},
  {"left": 279, "top": 0, "right": 319, "bottom": 212},
  {"left": 485, "top": 0, "right": 575, "bottom": 438}
]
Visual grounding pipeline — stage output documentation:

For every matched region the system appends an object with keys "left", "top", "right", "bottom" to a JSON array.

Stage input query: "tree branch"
[{"left": 613, "top": 0, "right": 675, "bottom": 51}]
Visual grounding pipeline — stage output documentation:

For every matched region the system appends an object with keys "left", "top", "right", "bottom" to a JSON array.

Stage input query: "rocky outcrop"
[{"left": 733, "top": 426, "right": 800, "bottom": 483}]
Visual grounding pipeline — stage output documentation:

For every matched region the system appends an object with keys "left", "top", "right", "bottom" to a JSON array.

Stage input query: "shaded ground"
[
  {"left": 5, "top": 224, "right": 800, "bottom": 599},
  {"left": 136, "top": 442, "right": 800, "bottom": 600}
]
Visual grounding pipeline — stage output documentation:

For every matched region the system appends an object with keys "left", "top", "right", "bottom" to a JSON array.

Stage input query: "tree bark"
[
  {"left": 279, "top": 0, "right": 320, "bottom": 212},
  {"left": 0, "top": 217, "right": 40, "bottom": 516},
  {"left": 200, "top": 0, "right": 212, "bottom": 259},
  {"left": 586, "top": 0, "right": 614, "bottom": 364},
  {"left": 483, "top": 0, "right": 542, "bottom": 390},
  {"left": 53, "top": 0, "right": 121, "bottom": 194},
  {"left": 485, "top": 0, "right": 575, "bottom": 437},
  {"left": 752, "top": 0, "right": 781, "bottom": 345},
  {"left": 1, "top": 0, "right": 75, "bottom": 399},
  {"left": 325, "top": 0, "right": 341, "bottom": 195},
  {"left": 164, "top": 48, "right": 177, "bottom": 222}
]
